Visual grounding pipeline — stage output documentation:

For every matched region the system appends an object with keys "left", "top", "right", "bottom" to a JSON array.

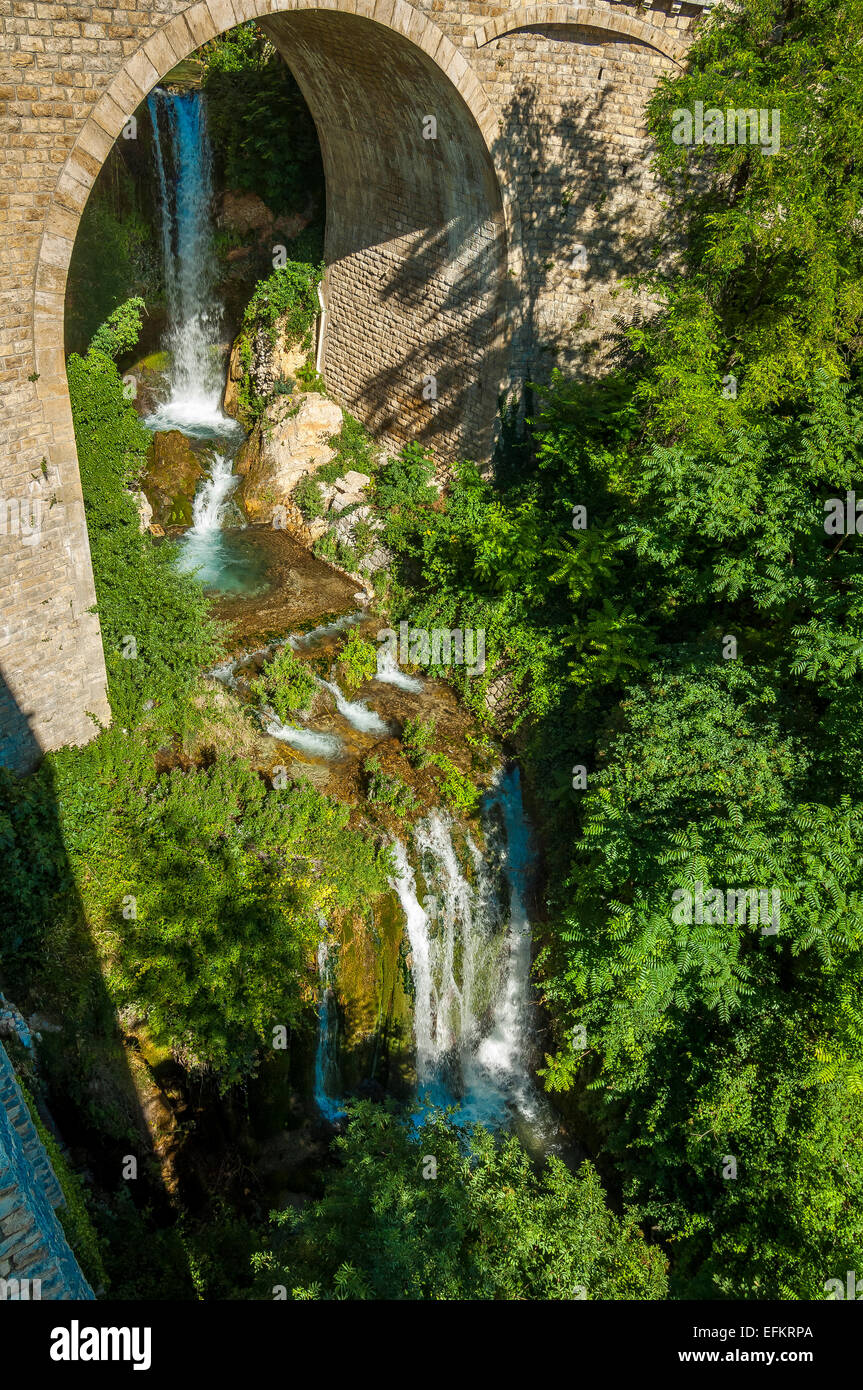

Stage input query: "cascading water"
[
  {"left": 317, "top": 677, "right": 390, "bottom": 735},
  {"left": 174, "top": 450, "right": 249, "bottom": 590},
  {"left": 375, "top": 647, "right": 424, "bottom": 692},
  {"left": 146, "top": 88, "right": 233, "bottom": 436},
  {"left": 391, "top": 767, "right": 547, "bottom": 1131},
  {"left": 314, "top": 941, "right": 344, "bottom": 1122},
  {"left": 188, "top": 452, "right": 239, "bottom": 532}
]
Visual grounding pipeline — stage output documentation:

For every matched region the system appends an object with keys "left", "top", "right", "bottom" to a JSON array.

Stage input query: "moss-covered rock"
[
  {"left": 333, "top": 895, "right": 415, "bottom": 1097},
  {"left": 142, "top": 430, "right": 204, "bottom": 528}
]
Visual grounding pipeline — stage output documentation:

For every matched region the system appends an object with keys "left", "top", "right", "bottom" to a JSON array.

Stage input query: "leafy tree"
[
  {"left": 202, "top": 22, "right": 324, "bottom": 217},
  {"left": 336, "top": 630, "right": 377, "bottom": 690},
  {"left": 89, "top": 297, "right": 146, "bottom": 361},
  {"left": 250, "top": 644, "right": 317, "bottom": 721},
  {"left": 67, "top": 347, "right": 222, "bottom": 727},
  {"left": 255, "top": 1102, "right": 668, "bottom": 1300}
]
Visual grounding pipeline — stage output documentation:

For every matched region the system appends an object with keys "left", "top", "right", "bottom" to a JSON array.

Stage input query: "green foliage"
[
  {"left": 336, "top": 630, "right": 377, "bottom": 691},
  {"left": 638, "top": 0, "right": 863, "bottom": 444},
  {"left": 428, "top": 753, "right": 480, "bottom": 818},
  {"left": 295, "top": 363, "right": 325, "bottom": 393},
  {"left": 373, "top": 442, "right": 438, "bottom": 521},
  {"left": 402, "top": 715, "right": 437, "bottom": 769},
  {"left": 360, "top": 0, "right": 863, "bottom": 1299},
  {"left": 293, "top": 474, "right": 324, "bottom": 520},
  {"left": 234, "top": 260, "right": 323, "bottom": 426},
  {"left": 202, "top": 22, "right": 323, "bottom": 217},
  {"left": 242, "top": 262, "right": 322, "bottom": 344},
  {"left": 327, "top": 412, "right": 378, "bottom": 479},
  {"left": 249, "top": 644, "right": 317, "bottom": 721},
  {"left": 255, "top": 1101, "right": 667, "bottom": 1299},
  {"left": 67, "top": 349, "right": 222, "bottom": 727},
  {"left": 51, "top": 739, "right": 389, "bottom": 1086},
  {"left": 363, "top": 757, "right": 418, "bottom": 817},
  {"left": 88, "top": 296, "right": 146, "bottom": 361}
]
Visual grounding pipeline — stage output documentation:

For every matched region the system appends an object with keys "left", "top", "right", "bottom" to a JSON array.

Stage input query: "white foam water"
[
  {"left": 146, "top": 89, "right": 228, "bottom": 430},
  {"left": 375, "top": 647, "right": 424, "bottom": 692},
  {"left": 318, "top": 678, "right": 390, "bottom": 735},
  {"left": 314, "top": 940, "right": 344, "bottom": 1123},
  {"left": 264, "top": 714, "right": 343, "bottom": 760},
  {"left": 390, "top": 769, "right": 549, "bottom": 1132}
]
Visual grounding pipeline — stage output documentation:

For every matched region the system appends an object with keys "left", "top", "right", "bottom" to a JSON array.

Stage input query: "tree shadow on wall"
[
  {"left": 0, "top": 667, "right": 195, "bottom": 1300},
  {"left": 358, "top": 50, "right": 672, "bottom": 461},
  {"left": 492, "top": 66, "right": 672, "bottom": 390},
  {"left": 350, "top": 210, "right": 507, "bottom": 460}
]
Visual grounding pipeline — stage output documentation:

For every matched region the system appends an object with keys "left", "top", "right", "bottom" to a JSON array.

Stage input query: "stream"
[{"left": 140, "top": 86, "right": 554, "bottom": 1151}]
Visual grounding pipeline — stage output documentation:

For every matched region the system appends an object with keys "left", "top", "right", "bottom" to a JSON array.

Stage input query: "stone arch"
[
  {"left": 473, "top": 5, "right": 688, "bottom": 65},
  {"left": 35, "top": 0, "right": 510, "bottom": 461}
]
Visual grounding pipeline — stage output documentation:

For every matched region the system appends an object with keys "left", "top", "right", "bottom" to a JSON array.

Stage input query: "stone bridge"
[{"left": 0, "top": 0, "right": 712, "bottom": 771}]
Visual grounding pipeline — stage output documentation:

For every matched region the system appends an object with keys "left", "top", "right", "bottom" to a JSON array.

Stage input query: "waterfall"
[
  {"left": 175, "top": 451, "right": 244, "bottom": 584},
  {"left": 375, "top": 647, "right": 424, "bottom": 692},
  {"left": 390, "top": 768, "right": 541, "bottom": 1128},
  {"left": 314, "top": 941, "right": 344, "bottom": 1122},
  {"left": 263, "top": 716, "right": 343, "bottom": 760},
  {"left": 189, "top": 453, "right": 239, "bottom": 533},
  {"left": 317, "top": 678, "right": 391, "bottom": 735},
  {"left": 146, "top": 88, "right": 233, "bottom": 436}
]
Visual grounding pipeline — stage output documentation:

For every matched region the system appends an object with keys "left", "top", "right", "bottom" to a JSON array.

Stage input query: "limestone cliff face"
[
  {"left": 237, "top": 392, "right": 343, "bottom": 524},
  {"left": 0, "top": 1042, "right": 93, "bottom": 1300},
  {"left": 223, "top": 311, "right": 312, "bottom": 423}
]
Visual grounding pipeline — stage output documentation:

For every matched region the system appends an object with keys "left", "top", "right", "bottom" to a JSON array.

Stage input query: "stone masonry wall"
[
  {"left": 0, "top": 0, "right": 711, "bottom": 772},
  {"left": 0, "top": 1040, "right": 94, "bottom": 1299}
]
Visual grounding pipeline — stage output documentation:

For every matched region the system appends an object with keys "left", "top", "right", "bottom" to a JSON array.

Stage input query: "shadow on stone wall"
[
  {"left": 351, "top": 212, "right": 507, "bottom": 459},
  {"left": 356, "top": 64, "right": 667, "bottom": 465},
  {"left": 493, "top": 71, "right": 668, "bottom": 392},
  {"left": 0, "top": 666, "right": 42, "bottom": 776},
  {"left": 0, "top": 676, "right": 193, "bottom": 1299}
]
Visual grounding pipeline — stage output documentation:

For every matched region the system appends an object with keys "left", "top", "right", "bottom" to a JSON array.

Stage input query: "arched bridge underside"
[{"left": 0, "top": 0, "right": 706, "bottom": 770}]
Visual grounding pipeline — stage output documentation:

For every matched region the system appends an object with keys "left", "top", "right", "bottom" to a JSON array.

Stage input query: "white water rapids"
[{"left": 390, "top": 766, "right": 546, "bottom": 1130}]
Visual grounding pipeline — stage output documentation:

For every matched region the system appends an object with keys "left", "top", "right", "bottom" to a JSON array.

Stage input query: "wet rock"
[
  {"left": 142, "top": 430, "right": 204, "bottom": 529},
  {"left": 238, "top": 393, "right": 343, "bottom": 524},
  {"left": 124, "top": 343, "right": 170, "bottom": 417}
]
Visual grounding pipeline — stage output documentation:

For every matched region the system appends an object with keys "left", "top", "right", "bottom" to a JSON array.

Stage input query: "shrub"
[
  {"left": 337, "top": 630, "right": 378, "bottom": 691},
  {"left": 373, "top": 442, "right": 437, "bottom": 512},
  {"left": 67, "top": 348, "right": 222, "bottom": 727},
  {"left": 250, "top": 644, "right": 317, "bottom": 721},
  {"left": 402, "top": 716, "right": 437, "bottom": 769},
  {"left": 235, "top": 260, "right": 323, "bottom": 426},
  {"left": 363, "top": 757, "right": 418, "bottom": 816},
  {"left": 256, "top": 1101, "right": 668, "bottom": 1299},
  {"left": 294, "top": 475, "right": 324, "bottom": 521},
  {"left": 429, "top": 754, "right": 479, "bottom": 817},
  {"left": 89, "top": 296, "right": 146, "bottom": 361}
]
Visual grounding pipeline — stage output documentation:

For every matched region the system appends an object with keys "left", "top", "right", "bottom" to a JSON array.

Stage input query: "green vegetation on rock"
[{"left": 255, "top": 1101, "right": 668, "bottom": 1300}]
